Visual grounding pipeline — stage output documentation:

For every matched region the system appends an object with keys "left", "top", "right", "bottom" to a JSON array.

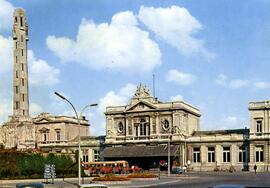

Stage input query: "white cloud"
[
  {"left": 138, "top": 6, "right": 215, "bottom": 59},
  {"left": 215, "top": 74, "right": 227, "bottom": 86},
  {"left": 0, "top": 0, "right": 14, "bottom": 32},
  {"left": 170, "top": 94, "right": 183, "bottom": 101},
  {"left": 86, "top": 83, "right": 136, "bottom": 136},
  {"left": 0, "top": 36, "right": 12, "bottom": 73},
  {"left": 112, "top": 11, "right": 138, "bottom": 26},
  {"left": 229, "top": 79, "right": 249, "bottom": 89},
  {"left": 166, "top": 69, "right": 196, "bottom": 85},
  {"left": 218, "top": 116, "right": 243, "bottom": 130},
  {"left": 98, "top": 83, "right": 136, "bottom": 113},
  {"left": 46, "top": 11, "right": 161, "bottom": 72},
  {"left": 28, "top": 50, "right": 60, "bottom": 86},
  {"left": 201, "top": 115, "right": 245, "bottom": 130},
  {"left": 215, "top": 74, "right": 249, "bottom": 89},
  {"left": 30, "top": 102, "right": 43, "bottom": 116},
  {"left": 0, "top": 34, "right": 60, "bottom": 87},
  {"left": 0, "top": 98, "right": 12, "bottom": 124},
  {"left": 254, "top": 81, "right": 270, "bottom": 89}
]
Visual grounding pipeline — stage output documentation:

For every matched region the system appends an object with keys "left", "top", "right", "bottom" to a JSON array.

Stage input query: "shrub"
[
  {"left": 214, "top": 167, "right": 219, "bottom": 172},
  {"left": 127, "top": 173, "right": 157, "bottom": 178},
  {"left": 93, "top": 175, "right": 129, "bottom": 181}
]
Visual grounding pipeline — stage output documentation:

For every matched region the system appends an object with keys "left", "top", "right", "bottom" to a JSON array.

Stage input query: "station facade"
[{"left": 102, "top": 84, "right": 270, "bottom": 172}]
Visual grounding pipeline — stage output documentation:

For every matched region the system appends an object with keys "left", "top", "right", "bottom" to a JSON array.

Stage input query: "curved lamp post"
[{"left": 54, "top": 91, "right": 97, "bottom": 186}]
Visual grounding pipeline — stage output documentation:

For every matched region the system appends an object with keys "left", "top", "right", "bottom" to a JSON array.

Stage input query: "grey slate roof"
[
  {"left": 193, "top": 128, "right": 249, "bottom": 136},
  {"left": 103, "top": 145, "right": 179, "bottom": 158}
]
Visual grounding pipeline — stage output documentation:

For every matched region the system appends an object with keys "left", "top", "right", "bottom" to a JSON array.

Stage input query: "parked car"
[
  {"left": 211, "top": 185, "right": 245, "bottom": 188},
  {"left": 80, "top": 184, "right": 108, "bottom": 188},
  {"left": 171, "top": 167, "right": 184, "bottom": 174},
  {"left": 16, "top": 182, "right": 44, "bottom": 188}
]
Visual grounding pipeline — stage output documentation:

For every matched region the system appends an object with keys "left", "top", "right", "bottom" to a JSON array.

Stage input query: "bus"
[{"left": 82, "top": 160, "right": 131, "bottom": 175}]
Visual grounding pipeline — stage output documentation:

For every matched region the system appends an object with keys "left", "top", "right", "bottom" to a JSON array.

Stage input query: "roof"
[
  {"left": 193, "top": 128, "right": 249, "bottom": 136},
  {"left": 103, "top": 145, "right": 179, "bottom": 158}
]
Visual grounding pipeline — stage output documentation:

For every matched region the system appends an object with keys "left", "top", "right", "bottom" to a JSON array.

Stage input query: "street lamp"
[{"left": 54, "top": 91, "right": 97, "bottom": 186}]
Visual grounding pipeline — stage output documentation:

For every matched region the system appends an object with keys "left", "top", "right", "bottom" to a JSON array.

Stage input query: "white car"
[{"left": 80, "top": 184, "right": 108, "bottom": 188}]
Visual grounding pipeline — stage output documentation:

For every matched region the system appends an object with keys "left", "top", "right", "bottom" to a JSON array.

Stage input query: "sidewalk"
[{"left": 0, "top": 174, "right": 191, "bottom": 188}]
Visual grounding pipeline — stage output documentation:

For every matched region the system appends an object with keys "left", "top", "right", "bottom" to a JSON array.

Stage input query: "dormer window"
[{"left": 256, "top": 120, "right": 262, "bottom": 133}]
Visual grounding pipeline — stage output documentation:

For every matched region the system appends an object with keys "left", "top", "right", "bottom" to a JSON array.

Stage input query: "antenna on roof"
[{"left": 153, "top": 73, "right": 156, "bottom": 98}]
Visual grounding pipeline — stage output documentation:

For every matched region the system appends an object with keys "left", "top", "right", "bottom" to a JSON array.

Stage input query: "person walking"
[{"left": 254, "top": 164, "right": 257, "bottom": 174}]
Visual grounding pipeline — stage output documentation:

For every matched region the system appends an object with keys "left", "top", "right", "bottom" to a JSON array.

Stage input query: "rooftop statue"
[{"left": 134, "top": 83, "right": 151, "bottom": 98}]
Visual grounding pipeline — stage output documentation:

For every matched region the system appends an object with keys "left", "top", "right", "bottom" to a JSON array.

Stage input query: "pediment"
[
  {"left": 39, "top": 127, "right": 50, "bottom": 132},
  {"left": 34, "top": 117, "right": 51, "bottom": 123},
  {"left": 125, "top": 101, "right": 156, "bottom": 112}
]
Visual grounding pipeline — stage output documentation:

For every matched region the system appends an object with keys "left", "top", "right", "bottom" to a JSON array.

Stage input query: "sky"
[{"left": 1, "top": 0, "right": 270, "bottom": 135}]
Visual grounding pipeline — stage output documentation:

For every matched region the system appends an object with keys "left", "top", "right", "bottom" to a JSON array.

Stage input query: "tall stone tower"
[{"left": 12, "top": 8, "right": 29, "bottom": 117}]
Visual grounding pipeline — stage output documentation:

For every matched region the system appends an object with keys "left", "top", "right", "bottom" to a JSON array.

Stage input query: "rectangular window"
[
  {"left": 21, "top": 49, "right": 23, "bottom": 56},
  {"left": 16, "top": 42, "right": 18, "bottom": 49},
  {"left": 223, "top": 146, "right": 231, "bottom": 163},
  {"left": 56, "top": 131, "right": 61, "bottom": 141},
  {"left": 239, "top": 147, "right": 247, "bottom": 163},
  {"left": 208, "top": 147, "right": 215, "bottom": 163},
  {"left": 15, "top": 101, "right": 19, "bottom": 109},
  {"left": 16, "top": 71, "right": 18, "bottom": 78},
  {"left": 16, "top": 56, "right": 18, "bottom": 63},
  {"left": 43, "top": 133, "right": 47, "bottom": 142},
  {"left": 21, "top": 35, "right": 23, "bottom": 42},
  {"left": 21, "top": 64, "right": 24, "bottom": 71},
  {"left": 256, "top": 146, "right": 264, "bottom": 162},
  {"left": 15, "top": 86, "right": 18, "bottom": 94},
  {"left": 22, "top": 110, "right": 25, "bottom": 115},
  {"left": 22, "top": 94, "right": 25, "bottom": 102},
  {"left": 20, "top": 17, "right": 23, "bottom": 27},
  {"left": 256, "top": 120, "right": 262, "bottom": 133},
  {"left": 94, "top": 150, "right": 99, "bottom": 162},
  {"left": 193, "top": 147, "right": 201, "bottom": 163},
  {"left": 140, "top": 124, "right": 146, "bottom": 136},
  {"left": 83, "top": 155, "right": 89, "bottom": 163},
  {"left": 22, "top": 78, "right": 24, "bottom": 86},
  {"left": 15, "top": 17, "right": 17, "bottom": 23}
]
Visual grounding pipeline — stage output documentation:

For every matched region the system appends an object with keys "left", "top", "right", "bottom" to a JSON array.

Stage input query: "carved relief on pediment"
[
  {"left": 39, "top": 127, "right": 50, "bottom": 132},
  {"left": 126, "top": 101, "right": 156, "bottom": 112}
]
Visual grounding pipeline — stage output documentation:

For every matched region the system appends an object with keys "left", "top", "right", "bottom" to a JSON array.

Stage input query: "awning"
[{"left": 103, "top": 145, "right": 179, "bottom": 158}]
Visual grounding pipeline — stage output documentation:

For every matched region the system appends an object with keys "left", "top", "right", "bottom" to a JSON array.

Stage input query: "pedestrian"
[{"left": 254, "top": 164, "right": 257, "bottom": 174}]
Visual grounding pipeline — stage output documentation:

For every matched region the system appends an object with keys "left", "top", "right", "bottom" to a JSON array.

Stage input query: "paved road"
[
  {"left": 1, "top": 172, "right": 270, "bottom": 188},
  {"left": 147, "top": 172, "right": 270, "bottom": 188}
]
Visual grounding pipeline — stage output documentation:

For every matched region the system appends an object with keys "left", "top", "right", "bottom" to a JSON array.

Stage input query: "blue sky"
[{"left": 1, "top": 0, "right": 270, "bottom": 135}]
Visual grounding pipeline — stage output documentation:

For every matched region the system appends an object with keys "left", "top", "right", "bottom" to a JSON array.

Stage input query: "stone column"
[
  {"left": 156, "top": 113, "right": 160, "bottom": 136},
  {"left": 250, "top": 143, "right": 254, "bottom": 163},
  {"left": 201, "top": 145, "right": 207, "bottom": 165},
  {"left": 216, "top": 145, "right": 221, "bottom": 166},
  {"left": 231, "top": 144, "right": 237, "bottom": 165}
]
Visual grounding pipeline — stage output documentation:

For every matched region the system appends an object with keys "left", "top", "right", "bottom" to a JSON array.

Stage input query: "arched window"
[{"left": 140, "top": 118, "right": 150, "bottom": 136}]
